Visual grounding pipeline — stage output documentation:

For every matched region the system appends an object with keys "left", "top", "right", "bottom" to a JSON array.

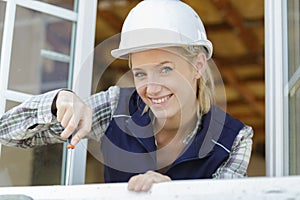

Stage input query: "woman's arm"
[
  {"left": 212, "top": 125, "right": 253, "bottom": 178},
  {"left": 0, "top": 90, "right": 65, "bottom": 147},
  {"left": 0, "top": 86, "right": 120, "bottom": 148}
]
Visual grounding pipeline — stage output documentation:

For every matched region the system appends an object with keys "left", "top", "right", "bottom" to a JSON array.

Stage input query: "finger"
[
  {"left": 140, "top": 171, "right": 158, "bottom": 191},
  {"left": 128, "top": 175, "right": 138, "bottom": 191},
  {"left": 141, "top": 179, "right": 153, "bottom": 192},
  {"left": 133, "top": 183, "right": 143, "bottom": 192},
  {"left": 71, "top": 134, "right": 82, "bottom": 146},
  {"left": 133, "top": 175, "right": 148, "bottom": 192},
  {"left": 60, "top": 115, "right": 79, "bottom": 139},
  {"left": 60, "top": 109, "right": 73, "bottom": 128},
  {"left": 71, "top": 127, "right": 89, "bottom": 146},
  {"left": 128, "top": 175, "right": 142, "bottom": 191},
  {"left": 70, "top": 114, "right": 92, "bottom": 146},
  {"left": 128, "top": 173, "right": 154, "bottom": 192}
]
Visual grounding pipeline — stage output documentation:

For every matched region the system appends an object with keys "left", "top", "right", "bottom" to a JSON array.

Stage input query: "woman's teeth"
[{"left": 151, "top": 95, "right": 170, "bottom": 104}]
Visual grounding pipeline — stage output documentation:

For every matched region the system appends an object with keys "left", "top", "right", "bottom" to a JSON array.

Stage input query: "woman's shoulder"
[{"left": 205, "top": 105, "right": 244, "bottom": 131}]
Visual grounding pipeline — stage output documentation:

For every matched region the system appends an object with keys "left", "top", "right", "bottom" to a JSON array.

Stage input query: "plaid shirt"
[{"left": 0, "top": 86, "right": 253, "bottom": 178}]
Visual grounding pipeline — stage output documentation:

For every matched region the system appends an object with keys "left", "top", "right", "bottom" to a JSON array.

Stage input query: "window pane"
[
  {"left": 288, "top": 0, "right": 300, "bottom": 175},
  {"left": 0, "top": 145, "right": 34, "bottom": 186},
  {"left": 0, "top": 100, "right": 63, "bottom": 186},
  {"left": 8, "top": 6, "right": 72, "bottom": 94},
  {"left": 0, "top": 1, "right": 6, "bottom": 64},
  {"left": 289, "top": 87, "right": 300, "bottom": 174},
  {"left": 288, "top": 0, "right": 300, "bottom": 77},
  {"left": 1, "top": 1, "right": 74, "bottom": 187},
  {"left": 5, "top": 100, "right": 20, "bottom": 111},
  {"left": 0, "top": 143, "right": 63, "bottom": 186},
  {"left": 38, "top": 0, "right": 74, "bottom": 11}
]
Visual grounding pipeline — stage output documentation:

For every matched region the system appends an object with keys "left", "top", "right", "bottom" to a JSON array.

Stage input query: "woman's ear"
[{"left": 194, "top": 52, "right": 207, "bottom": 79}]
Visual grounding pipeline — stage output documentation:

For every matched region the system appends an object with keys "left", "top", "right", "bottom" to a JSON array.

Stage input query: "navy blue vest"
[{"left": 101, "top": 88, "right": 244, "bottom": 183}]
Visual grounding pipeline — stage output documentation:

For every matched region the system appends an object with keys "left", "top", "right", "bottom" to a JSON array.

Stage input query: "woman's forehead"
[
  {"left": 131, "top": 48, "right": 187, "bottom": 65},
  {"left": 130, "top": 47, "right": 196, "bottom": 68},
  {"left": 131, "top": 61, "right": 175, "bottom": 71}
]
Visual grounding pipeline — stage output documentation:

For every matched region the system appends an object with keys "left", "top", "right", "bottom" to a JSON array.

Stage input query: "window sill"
[{"left": 0, "top": 176, "right": 299, "bottom": 199}]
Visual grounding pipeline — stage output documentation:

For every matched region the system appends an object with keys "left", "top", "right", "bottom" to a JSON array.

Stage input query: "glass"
[
  {"left": 0, "top": 145, "right": 63, "bottom": 186},
  {"left": 288, "top": 0, "right": 300, "bottom": 77},
  {"left": 1, "top": 3, "right": 74, "bottom": 186},
  {"left": 8, "top": 6, "right": 72, "bottom": 94},
  {"left": 38, "top": 0, "right": 74, "bottom": 11},
  {"left": 0, "top": 1, "right": 6, "bottom": 64},
  {"left": 5, "top": 100, "right": 20, "bottom": 111},
  {"left": 289, "top": 87, "right": 300, "bottom": 174},
  {"left": 0, "top": 143, "right": 34, "bottom": 186},
  {"left": 1, "top": 100, "right": 63, "bottom": 186},
  {"left": 288, "top": 0, "right": 300, "bottom": 174}
]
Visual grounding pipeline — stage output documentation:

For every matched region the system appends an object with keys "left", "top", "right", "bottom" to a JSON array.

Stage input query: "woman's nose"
[{"left": 146, "top": 82, "right": 162, "bottom": 95}]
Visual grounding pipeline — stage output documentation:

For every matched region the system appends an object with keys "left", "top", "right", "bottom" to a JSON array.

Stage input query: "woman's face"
[{"left": 131, "top": 48, "right": 204, "bottom": 120}]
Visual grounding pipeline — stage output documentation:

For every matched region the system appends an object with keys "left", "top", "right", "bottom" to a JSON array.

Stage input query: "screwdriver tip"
[{"left": 67, "top": 144, "right": 75, "bottom": 149}]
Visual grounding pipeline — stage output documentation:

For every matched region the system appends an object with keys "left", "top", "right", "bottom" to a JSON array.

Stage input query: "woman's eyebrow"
[
  {"left": 156, "top": 60, "right": 175, "bottom": 67},
  {"left": 156, "top": 61, "right": 174, "bottom": 67},
  {"left": 131, "top": 67, "right": 142, "bottom": 71},
  {"left": 132, "top": 61, "right": 174, "bottom": 70}
]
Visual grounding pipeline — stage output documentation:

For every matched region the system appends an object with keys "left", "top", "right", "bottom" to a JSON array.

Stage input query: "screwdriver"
[{"left": 65, "top": 136, "right": 75, "bottom": 186}]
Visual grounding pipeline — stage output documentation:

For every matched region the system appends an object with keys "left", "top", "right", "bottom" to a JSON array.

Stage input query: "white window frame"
[
  {"left": 265, "top": 0, "right": 290, "bottom": 176},
  {"left": 68, "top": 0, "right": 97, "bottom": 185},
  {"left": 0, "top": 0, "right": 97, "bottom": 185}
]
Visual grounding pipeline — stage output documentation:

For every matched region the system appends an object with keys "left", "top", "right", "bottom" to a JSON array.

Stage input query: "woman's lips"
[{"left": 149, "top": 94, "right": 173, "bottom": 105}]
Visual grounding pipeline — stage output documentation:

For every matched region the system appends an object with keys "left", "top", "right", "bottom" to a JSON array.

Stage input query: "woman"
[{"left": 0, "top": 0, "right": 253, "bottom": 192}]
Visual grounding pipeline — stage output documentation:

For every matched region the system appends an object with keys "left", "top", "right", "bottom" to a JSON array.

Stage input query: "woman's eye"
[
  {"left": 134, "top": 72, "right": 146, "bottom": 78},
  {"left": 161, "top": 66, "right": 173, "bottom": 73}
]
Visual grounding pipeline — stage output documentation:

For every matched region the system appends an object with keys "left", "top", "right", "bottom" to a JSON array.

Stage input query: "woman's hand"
[
  {"left": 54, "top": 90, "right": 92, "bottom": 146},
  {"left": 128, "top": 170, "right": 171, "bottom": 192}
]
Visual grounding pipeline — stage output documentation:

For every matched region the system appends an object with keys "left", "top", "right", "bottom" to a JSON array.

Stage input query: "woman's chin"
[{"left": 150, "top": 107, "right": 168, "bottom": 119}]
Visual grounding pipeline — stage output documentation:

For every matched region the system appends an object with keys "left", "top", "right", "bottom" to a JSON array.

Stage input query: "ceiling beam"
[
  {"left": 220, "top": 66, "right": 265, "bottom": 118},
  {"left": 213, "top": 53, "right": 264, "bottom": 66},
  {"left": 205, "top": 18, "right": 264, "bottom": 32},
  {"left": 98, "top": 9, "right": 123, "bottom": 32},
  {"left": 97, "top": 6, "right": 264, "bottom": 35},
  {"left": 211, "top": 0, "right": 262, "bottom": 55}
]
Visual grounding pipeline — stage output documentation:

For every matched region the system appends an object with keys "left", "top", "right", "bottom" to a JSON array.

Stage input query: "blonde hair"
[
  {"left": 128, "top": 46, "right": 215, "bottom": 115},
  {"left": 182, "top": 46, "right": 215, "bottom": 114}
]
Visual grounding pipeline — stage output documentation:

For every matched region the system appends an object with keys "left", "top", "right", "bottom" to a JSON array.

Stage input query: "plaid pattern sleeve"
[
  {"left": 84, "top": 86, "right": 120, "bottom": 142},
  {"left": 212, "top": 125, "right": 253, "bottom": 178},
  {"left": 0, "top": 86, "right": 120, "bottom": 148},
  {"left": 0, "top": 89, "right": 65, "bottom": 147}
]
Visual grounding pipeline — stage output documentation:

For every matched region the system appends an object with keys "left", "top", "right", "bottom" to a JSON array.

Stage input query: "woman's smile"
[{"left": 148, "top": 94, "right": 173, "bottom": 106}]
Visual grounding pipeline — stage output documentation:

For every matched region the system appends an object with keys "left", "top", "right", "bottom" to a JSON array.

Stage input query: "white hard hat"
[{"left": 111, "top": 0, "right": 213, "bottom": 59}]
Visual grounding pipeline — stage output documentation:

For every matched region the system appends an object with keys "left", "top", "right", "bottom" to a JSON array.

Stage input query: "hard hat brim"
[{"left": 111, "top": 42, "right": 213, "bottom": 60}]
